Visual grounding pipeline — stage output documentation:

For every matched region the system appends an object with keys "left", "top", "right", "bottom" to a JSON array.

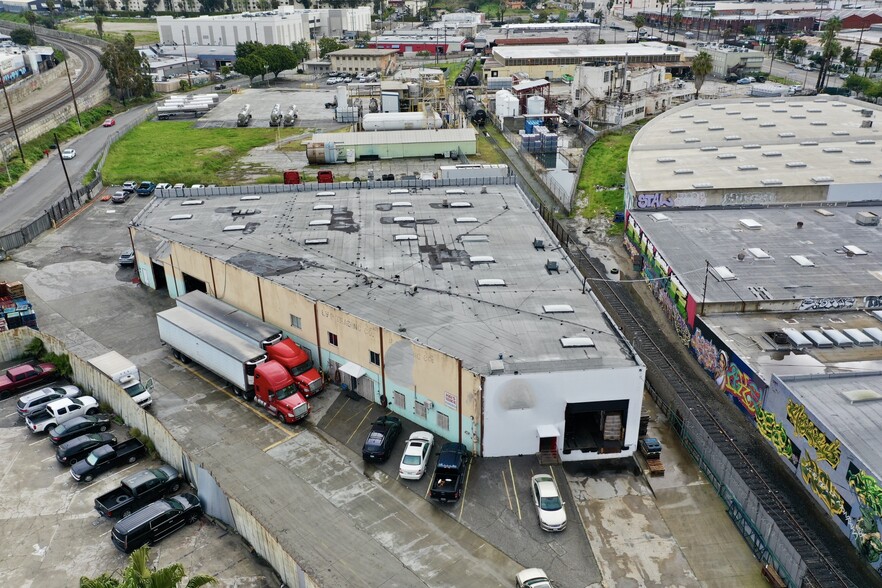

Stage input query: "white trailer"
[
  {"left": 175, "top": 291, "right": 282, "bottom": 349},
  {"left": 89, "top": 351, "right": 153, "bottom": 408},
  {"left": 157, "top": 307, "right": 266, "bottom": 397}
]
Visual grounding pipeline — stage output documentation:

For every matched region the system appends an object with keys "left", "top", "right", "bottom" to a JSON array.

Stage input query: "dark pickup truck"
[
  {"left": 0, "top": 361, "right": 57, "bottom": 399},
  {"left": 70, "top": 439, "right": 146, "bottom": 483},
  {"left": 95, "top": 464, "right": 182, "bottom": 518},
  {"left": 429, "top": 442, "right": 471, "bottom": 503}
]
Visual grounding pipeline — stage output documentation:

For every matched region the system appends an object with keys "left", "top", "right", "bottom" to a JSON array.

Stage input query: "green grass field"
[
  {"left": 576, "top": 128, "right": 640, "bottom": 232},
  {"left": 102, "top": 122, "right": 301, "bottom": 186}
]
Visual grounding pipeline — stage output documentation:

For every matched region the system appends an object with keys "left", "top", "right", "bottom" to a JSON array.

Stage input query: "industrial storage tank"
[
  {"left": 306, "top": 141, "right": 339, "bottom": 165},
  {"left": 495, "top": 90, "right": 519, "bottom": 118},
  {"left": 362, "top": 111, "right": 443, "bottom": 131},
  {"left": 526, "top": 95, "right": 545, "bottom": 116},
  {"left": 455, "top": 57, "right": 478, "bottom": 87}
]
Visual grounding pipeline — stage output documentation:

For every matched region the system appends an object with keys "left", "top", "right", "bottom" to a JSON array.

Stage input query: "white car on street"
[
  {"left": 516, "top": 568, "right": 553, "bottom": 588},
  {"left": 61, "top": 148, "right": 76, "bottom": 159},
  {"left": 530, "top": 473, "right": 567, "bottom": 532},
  {"left": 398, "top": 431, "right": 434, "bottom": 480}
]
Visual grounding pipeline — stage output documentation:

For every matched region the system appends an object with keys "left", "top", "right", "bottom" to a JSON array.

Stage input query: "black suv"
[
  {"left": 362, "top": 416, "right": 402, "bottom": 462},
  {"left": 56, "top": 433, "right": 117, "bottom": 465},
  {"left": 111, "top": 493, "right": 203, "bottom": 553}
]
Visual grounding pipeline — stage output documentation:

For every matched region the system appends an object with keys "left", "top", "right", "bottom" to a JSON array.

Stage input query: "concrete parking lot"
[
  {"left": 0, "top": 365, "right": 275, "bottom": 587},
  {"left": 196, "top": 88, "right": 342, "bottom": 128}
]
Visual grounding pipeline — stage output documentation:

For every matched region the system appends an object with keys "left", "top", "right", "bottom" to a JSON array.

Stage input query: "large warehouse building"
[
  {"left": 128, "top": 182, "right": 645, "bottom": 461},
  {"left": 622, "top": 95, "right": 882, "bottom": 575}
]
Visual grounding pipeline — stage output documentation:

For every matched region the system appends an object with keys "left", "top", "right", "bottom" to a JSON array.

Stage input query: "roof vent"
[
  {"left": 543, "top": 304, "right": 574, "bottom": 313},
  {"left": 391, "top": 201, "right": 412, "bottom": 207},
  {"left": 785, "top": 161, "right": 807, "bottom": 168},
  {"left": 743, "top": 144, "right": 762, "bottom": 149},
  {"left": 477, "top": 278, "right": 506, "bottom": 287},
  {"left": 700, "top": 146, "right": 718, "bottom": 152},
  {"left": 762, "top": 151, "right": 782, "bottom": 157},
  {"left": 738, "top": 165, "right": 758, "bottom": 171},
  {"left": 313, "top": 204, "right": 334, "bottom": 210},
  {"left": 394, "top": 234, "right": 418, "bottom": 241},
  {"left": 223, "top": 225, "right": 246, "bottom": 232},
  {"left": 761, "top": 179, "right": 782, "bottom": 185},
  {"left": 800, "top": 140, "right": 818, "bottom": 146},
  {"left": 778, "top": 132, "right": 795, "bottom": 138},
  {"left": 545, "top": 259, "right": 559, "bottom": 272},
  {"left": 560, "top": 336, "right": 595, "bottom": 348},
  {"left": 304, "top": 238, "right": 328, "bottom": 245},
  {"left": 240, "top": 195, "right": 261, "bottom": 201},
  {"left": 308, "top": 219, "right": 331, "bottom": 226},
  {"left": 815, "top": 208, "right": 835, "bottom": 216},
  {"left": 649, "top": 212, "right": 670, "bottom": 222},
  {"left": 725, "top": 135, "right": 741, "bottom": 141},
  {"left": 739, "top": 218, "right": 762, "bottom": 229},
  {"left": 470, "top": 255, "right": 495, "bottom": 263},
  {"left": 856, "top": 139, "right": 876, "bottom": 145},
  {"left": 811, "top": 176, "right": 834, "bottom": 183},
  {"left": 181, "top": 200, "right": 204, "bottom": 206},
  {"left": 316, "top": 191, "right": 336, "bottom": 197},
  {"left": 693, "top": 182, "right": 714, "bottom": 189},
  {"left": 791, "top": 255, "right": 815, "bottom": 267},
  {"left": 717, "top": 153, "right": 736, "bottom": 160},
  {"left": 657, "top": 157, "right": 676, "bottom": 163},
  {"left": 673, "top": 169, "right": 694, "bottom": 175},
  {"left": 850, "top": 158, "right": 872, "bottom": 164},
  {"left": 456, "top": 216, "right": 478, "bottom": 223},
  {"left": 450, "top": 202, "right": 472, "bottom": 208},
  {"left": 856, "top": 211, "right": 880, "bottom": 226}
]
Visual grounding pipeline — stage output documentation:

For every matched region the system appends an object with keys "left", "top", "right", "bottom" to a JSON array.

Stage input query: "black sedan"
[
  {"left": 56, "top": 433, "right": 117, "bottom": 465},
  {"left": 362, "top": 416, "right": 402, "bottom": 462},
  {"left": 47, "top": 414, "right": 113, "bottom": 445}
]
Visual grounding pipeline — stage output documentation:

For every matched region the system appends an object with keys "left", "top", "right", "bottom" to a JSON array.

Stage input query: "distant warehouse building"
[
  {"left": 368, "top": 33, "right": 467, "bottom": 55},
  {"left": 328, "top": 49, "right": 398, "bottom": 75},
  {"left": 305, "top": 128, "right": 476, "bottom": 162},
  {"left": 128, "top": 182, "right": 645, "bottom": 461}
]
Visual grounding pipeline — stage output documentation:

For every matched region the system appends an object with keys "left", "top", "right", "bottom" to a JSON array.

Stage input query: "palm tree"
[
  {"left": 816, "top": 17, "right": 842, "bottom": 90},
  {"left": 657, "top": 0, "right": 668, "bottom": 33},
  {"left": 705, "top": 8, "right": 716, "bottom": 40},
  {"left": 24, "top": 10, "right": 37, "bottom": 34},
  {"left": 80, "top": 546, "right": 218, "bottom": 588},
  {"left": 691, "top": 50, "right": 713, "bottom": 98},
  {"left": 94, "top": 15, "right": 104, "bottom": 39}
]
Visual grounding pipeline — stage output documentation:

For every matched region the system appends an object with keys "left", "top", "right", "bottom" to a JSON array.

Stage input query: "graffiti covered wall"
[{"left": 763, "top": 375, "right": 882, "bottom": 573}]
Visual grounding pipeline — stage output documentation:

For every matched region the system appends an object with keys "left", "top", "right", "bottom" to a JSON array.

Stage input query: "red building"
[{"left": 368, "top": 34, "right": 467, "bottom": 55}]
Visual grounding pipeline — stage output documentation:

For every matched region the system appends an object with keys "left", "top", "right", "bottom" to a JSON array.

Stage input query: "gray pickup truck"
[{"left": 95, "top": 465, "right": 182, "bottom": 518}]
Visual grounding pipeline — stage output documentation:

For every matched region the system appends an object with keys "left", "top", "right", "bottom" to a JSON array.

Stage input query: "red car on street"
[
  {"left": 103, "top": 118, "right": 116, "bottom": 127},
  {"left": 0, "top": 361, "right": 58, "bottom": 399}
]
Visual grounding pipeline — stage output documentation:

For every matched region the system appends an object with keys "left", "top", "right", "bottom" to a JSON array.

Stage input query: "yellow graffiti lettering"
[
  {"left": 800, "top": 455, "right": 845, "bottom": 515},
  {"left": 787, "top": 400, "right": 841, "bottom": 469},
  {"left": 756, "top": 407, "right": 792, "bottom": 458}
]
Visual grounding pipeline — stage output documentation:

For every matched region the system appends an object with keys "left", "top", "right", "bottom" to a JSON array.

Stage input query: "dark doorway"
[
  {"left": 182, "top": 272, "right": 207, "bottom": 294},
  {"left": 539, "top": 436, "right": 557, "bottom": 454},
  {"left": 563, "top": 399, "right": 629, "bottom": 456},
  {"left": 151, "top": 261, "right": 167, "bottom": 292}
]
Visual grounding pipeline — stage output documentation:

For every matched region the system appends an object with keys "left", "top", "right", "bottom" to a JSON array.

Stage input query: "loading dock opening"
[
  {"left": 182, "top": 272, "right": 207, "bottom": 294},
  {"left": 151, "top": 260, "right": 168, "bottom": 291},
  {"left": 563, "top": 399, "right": 629, "bottom": 455}
]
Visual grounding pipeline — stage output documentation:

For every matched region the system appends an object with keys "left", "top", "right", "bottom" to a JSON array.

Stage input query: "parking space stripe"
[
  {"left": 345, "top": 405, "right": 375, "bottom": 445},
  {"left": 263, "top": 431, "right": 299, "bottom": 453},
  {"left": 323, "top": 397, "right": 350, "bottom": 428},
  {"left": 458, "top": 460, "right": 473, "bottom": 522},
  {"left": 509, "top": 459, "right": 522, "bottom": 520},
  {"left": 41, "top": 455, "right": 55, "bottom": 462},
  {"left": 501, "top": 470, "right": 513, "bottom": 511},
  {"left": 30, "top": 439, "right": 45, "bottom": 446},
  {"left": 174, "top": 359, "right": 292, "bottom": 436}
]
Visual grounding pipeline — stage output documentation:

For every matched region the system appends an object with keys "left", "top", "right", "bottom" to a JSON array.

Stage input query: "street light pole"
[
  {"left": 0, "top": 74, "right": 24, "bottom": 163},
  {"left": 62, "top": 49, "right": 82, "bottom": 129},
  {"left": 54, "top": 132, "right": 73, "bottom": 195},
  {"left": 181, "top": 31, "right": 193, "bottom": 88}
]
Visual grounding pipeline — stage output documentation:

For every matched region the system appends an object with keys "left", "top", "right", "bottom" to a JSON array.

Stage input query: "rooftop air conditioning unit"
[{"left": 856, "top": 211, "right": 880, "bottom": 226}]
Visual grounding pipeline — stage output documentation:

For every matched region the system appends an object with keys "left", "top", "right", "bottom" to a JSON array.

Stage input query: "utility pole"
[
  {"left": 62, "top": 50, "right": 81, "bottom": 129},
  {"left": 182, "top": 30, "right": 193, "bottom": 88},
  {"left": 54, "top": 132, "right": 73, "bottom": 195},
  {"left": 0, "top": 74, "right": 24, "bottom": 162},
  {"left": 700, "top": 260, "right": 710, "bottom": 315}
]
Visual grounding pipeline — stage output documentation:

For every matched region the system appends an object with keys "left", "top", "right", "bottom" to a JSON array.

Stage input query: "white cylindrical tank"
[
  {"left": 495, "top": 90, "right": 520, "bottom": 118},
  {"left": 337, "top": 85, "right": 348, "bottom": 108},
  {"left": 362, "top": 111, "right": 443, "bottom": 131},
  {"left": 407, "top": 82, "right": 420, "bottom": 97},
  {"left": 526, "top": 95, "right": 545, "bottom": 116}
]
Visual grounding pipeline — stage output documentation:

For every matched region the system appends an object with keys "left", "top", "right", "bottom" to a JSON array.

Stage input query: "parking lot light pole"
[
  {"left": 62, "top": 50, "right": 81, "bottom": 129},
  {"left": 0, "top": 74, "right": 24, "bottom": 162},
  {"left": 54, "top": 132, "right": 73, "bottom": 195}
]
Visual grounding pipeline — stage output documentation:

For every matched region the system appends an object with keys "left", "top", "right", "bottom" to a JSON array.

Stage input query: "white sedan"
[
  {"left": 399, "top": 431, "right": 434, "bottom": 480},
  {"left": 61, "top": 148, "right": 76, "bottom": 159},
  {"left": 530, "top": 473, "right": 567, "bottom": 532},
  {"left": 516, "top": 568, "right": 553, "bottom": 588}
]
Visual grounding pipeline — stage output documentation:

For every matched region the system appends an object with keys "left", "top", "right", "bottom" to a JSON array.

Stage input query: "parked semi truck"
[
  {"left": 269, "top": 103, "right": 283, "bottom": 127},
  {"left": 175, "top": 291, "right": 324, "bottom": 397},
  {"left": 156, "top": 307, "right": 310, "bottom": 423},
  {"left": 237, "top": 104, "right": 252, "bottom": 127},
  {"left": 89, "top": 351, "right": 153, "bottom": 408}
]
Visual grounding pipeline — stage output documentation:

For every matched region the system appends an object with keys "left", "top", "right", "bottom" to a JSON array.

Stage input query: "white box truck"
[{"left": 89, "top": 351, "right": 153, "bottom": 408}]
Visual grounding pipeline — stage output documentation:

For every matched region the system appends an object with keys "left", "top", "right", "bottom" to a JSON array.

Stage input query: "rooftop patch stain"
[
  {"left": 419, "top": 244, "right": 470, "bottom": 270},
  {"left": 227, "top": 251, "right": 314, "bottom": 277},
  {"left": 330, "top": 209, "right": 360, "bottom": 233}
]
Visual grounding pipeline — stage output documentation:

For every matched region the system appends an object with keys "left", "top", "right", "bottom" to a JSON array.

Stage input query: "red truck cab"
[
  {"left": 0, "top": 362, "right": 57, "bottom": 399},
  {"left": 253, "top": 361, "right": 310, "bottom": 424},
  {"left": 317, "top": 170, "right": 334, "bottom": 184},
  {"left": 266, "top": 339, "right": 324, "bottom": 397}
]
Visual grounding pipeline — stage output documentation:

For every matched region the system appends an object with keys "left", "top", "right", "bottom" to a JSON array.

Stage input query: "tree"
[
  {"left": 233, "top": 53, "right": 267, "bottom": 84},
  {"left": 235, "top": 40, "right": 263, "bottom": 59},
  {"left": 24, "top": 10, "right": 37, "bottom": 33},
  {"left": 497, "top": 0, "right": 506, "bottom": 23},
  {"left": 291, "top": 40, "right": 310, "bottom": 65},
  {"left": 657, "top": 0, "right": 668, "bottom": 30},
  {"left": 705, "top": 7, "right": 716, "bottom": 39},
  {"left": 634, "top": 14, "right": 645, "bottom": 31},
  {"left": 840, "top": 46, "right": 856, "bottom": 68},
  {"left": 787, "top": 38, "right": 806, "bottom": 58},
  {"left": 844, "top": 74, "right": 871, "bottom": 95},
  {"left": 691, "top": 50, "right": 713, "bottom": 98},
  {"left": 775, "top": 35, "right": 789, "bottom": 58},
  {"left": 94, "top": 15, "right": 104, "bottom": 39},
  {"left": 10, "top": 27, "right": 37, "bottom": 46},
  {"left": 741, "top": 25, "right": 755, "bottom": 37},
  {"left": 318, "top": 36, "right": 347, "bottom": 58},
  {"left": 45, "top": 0, "right": 55, "bottom": 17},
  {"left": 816, "top": 17, "right": 842, "bottom": 90},
  {"left": 99, "top": 33, "right": 154, "bottom": 104},
  {"left": 869, "top": 47, "right": 882, "bottom": 72},
  {"left": 80, "top": 546, "right": 218, "bottom": 588},
  {"left": 259, "top": 44, "right": 297, "bottom": 78}
]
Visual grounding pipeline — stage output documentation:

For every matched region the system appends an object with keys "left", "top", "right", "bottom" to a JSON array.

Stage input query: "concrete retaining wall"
[
  {"left": 0, "top": 327, "right": 318, "bottom": 587},
  {"left": 7, "top": 65, "right": 68, "bottom": 108}
]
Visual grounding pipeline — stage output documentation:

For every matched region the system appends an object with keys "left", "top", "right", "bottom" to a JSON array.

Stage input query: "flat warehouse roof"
[
  {"left": 309, "top": 128, "right": 476, "bottom": 146},
  {"left": 776, "top": 372, "right": 882, "bottom": 479},
  {"left": 630, "top": 205, "right": 882, "bottom": 303},
  {"left": 493, "top": 42, "right": 684, "bottom": 60},
  {"left": 628, "top": 97, "right": 882, "bottom": 193},
  {"left": 135, "top": 185, "right": 638, "bottom": 374}
]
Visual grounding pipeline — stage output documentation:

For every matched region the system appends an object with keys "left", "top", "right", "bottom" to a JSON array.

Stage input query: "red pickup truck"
[{"left": 0, "top": 361, "right": 57, "bottom": 400}]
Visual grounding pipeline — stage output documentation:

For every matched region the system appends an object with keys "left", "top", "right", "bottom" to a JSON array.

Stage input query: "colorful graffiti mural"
[
  {"left": 851, "top": 507, "right": 882, "bottom": 565},
  {"left": 787, "top": 400, "right": 841, "bottom": 469},
  {"left": 800, "top": 455, "right": 847, "bottom": 516},
  {"left": 689, "top": 328, "right": 762, "bottom": 417},
  {"left": 755, "top": 406, "right": 793, "bottom": 460},
  {"left": 849, "top": 468, "right": 882, "bottom": 519}
]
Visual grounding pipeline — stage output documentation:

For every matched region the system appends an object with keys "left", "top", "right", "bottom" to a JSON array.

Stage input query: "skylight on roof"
[
  {"left": 684, "top": 138, "right": 700, "bottom": 143},
  {"left": 717, "top": 153, "right": 736, "bottom": 160},
  {"left": 762, "top": 151, "right": 782, "bottom": 157},
  {"left": 560, "top": 337, "right": 595, "bottom": 348},
  {"left": 394, "top": 234, "right": 418, "bottom": 241},
  {"left": 657, "top": 157, "right": 676, "bottom": 163},
  {"left": 738, "top": 165, "right": 758, "bottom": 171},
  {"left": 700, "top": 146, "right": 718, "bottom": 152},
  {"left": 470, "top": 255, "right": 495, "bottom": 263},
  {"left": 810, "top": 121, "right": 827, "bottom": 126},
  {"left": 693, "top": 182, "right": 713, "bottom": 189},
  {"left": 669, "top": 128, "right": 686, "bottom": 134},
  {"left": 181, "top": 200, "right": 204, "bottom": 206},
  {"left": 811, "top": 176, "right": 834, "bottom": 183},
  {"left": 445, "top": 189, "right": 465, "bottom": 194},
  {"left": 711, "top": 266, "right": 736, "bottom": 281},
  {"left": 856, "top": 140, "right": 876, "bottom": 145},
  {"left": 844, "top": 245, "right": 867, "bottom": 255},
  {"left": 543, "top": 304, "right": 574, "bottom": 313},
  {"left": 477, "top": 279, "right": 506, "bottom": 287},
  {"left": 460, "top": 235, "right": 489, "bottom": 242},
  {"left": 791, "top": 255, "right": 815, "bottom": 267},
  {"left": 850, "top": 158, "right": 872, "bottom": 164},
  {"left": 450, "top": 202, "right": 472, "bottom": 208},
  {"left": 456, "top": 217, "right": 478, "bottom": 223},
  {"left": 785, "top": 162, "right": 807, "bottom": 168},
  {"left": 743, "top": 144, "right": 761, "bottom": 149},
  {"left": 823, "top": 147, "right": 843, "bottom": 153},
  {"left": 832, "top": 131, "right": 850, "bottom": 136},
  {"left": 725, "top": 135, "right": 741, "bottom": 141},
  {"left": 313, "top": 204, "right": 334, "bottom": 210},
  {"left": 304, "top": 238, "right": 328, "bottom": 245},
  {"left": 739, "top": 218, "right": 762, "bottom": 229},
  {"left": 391, "top": 201, "right": 412, "bottom": 207},
  {"left": 649, "top": 212, "right": 670, "bottom": 222},
  {"left": 170, "top": 214, "right": 193, "bottom": 221},
  {"left": 308, "top": 219, "right": 331, "bottom": 226},
  {"left": 760, "top": 123, "right": 776, "bottom": 128},
  {"left": 389, "top": 189, "right": 410, "bottom": 194},
  {"left": 240, "top": 195, "right": 261, "bottom": 201},
  {"left": 748, "top": 247, "right": 771, "bottom": 259},
  {"left": 316, "top": 191, "right": 335, "bottom": 197},
  {"left": 800, "top": 140, "right": 818, "bottom": 146},
  {"left": 673, "top": 169, "right": 694, "bottom": 174},
  {"left": 223, "top": 225, "right": 246, "bottom": 232},
  {"left": 841, "top": 389, "right": 882, "bottom": 403},
  {"left": 815, "top": 208, "right": 834, "bottom": 216},
  {"left": 394, "top": 216, "right": 415, "bottom": 222},
  {"left": 761, "top": 179, "right": 783, "bottom": 185}
]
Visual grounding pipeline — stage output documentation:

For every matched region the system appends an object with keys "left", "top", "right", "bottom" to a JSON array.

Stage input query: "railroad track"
[
  {"left": 0, "top": 31, "right": 106, "bottom": 135},
  {"left": 569, "top": 244, "right": 859, "bottom": 588}
]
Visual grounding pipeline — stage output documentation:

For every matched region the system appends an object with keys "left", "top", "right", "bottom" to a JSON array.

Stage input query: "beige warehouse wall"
[
  {"left": 211, "top": 259, "right": 262, "bottom": 318},
  {"left": 317, "top": 302, "right": 381, "bottom": 365},
  {"left": 260, "top": 276, "right": 319, "bottom": 345},
  {"left": 170, "top": 242, "right": 214, "bottom": 292}
]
